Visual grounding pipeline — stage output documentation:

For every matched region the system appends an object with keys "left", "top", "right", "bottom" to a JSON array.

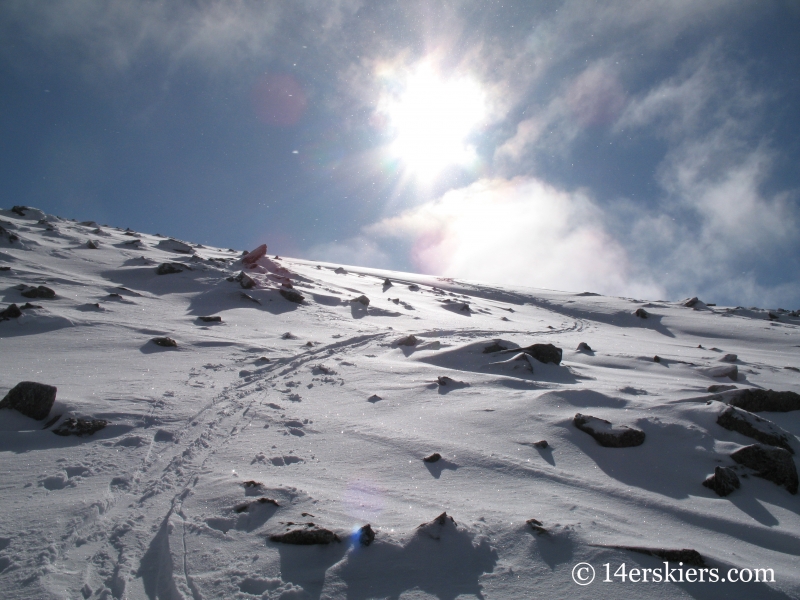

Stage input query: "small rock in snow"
[
  {"left": 720, "top": 353, "right": 738, "bottom": 363},
  {"left": 235, "top": 271, "right": 256, "bottom": 289},
  {"left": 151, "top": 337, "right": 178, "bottom": 347},
  {"left": 423, "top": 452, "right": 442, "bottom": 463},
  {"left": 367, "top": 394, "right": 382, "bottom": 403},
  {"left": 358, "top": 524, "right": 376, "bottom": 546},
  {"left": 483, "top": 341, "right": 508, "bottom": 354},
  {"left": 573, "top": 413, "right": 645, "bottom": 448},
  {"left": 86, "top": 240, "right": 100, "bottom": 249},
  {"left": 383, "top": 278, "right": 393, "bottom": 288},
  {"left": 242, "top": 243, "right": 267, "bottom": 266},
  {"left": 702, "top": 466, "right": 741, "bottom": 497},
  {"left": 197, "top": 316, "right": 222, "bottom": 323},
  {"left": 0, "top": 381, "right": 57, "bottom": 420},
  {"left": 683, "top": 297, "right": 700, "bottom": 307},
  {"left": 704, "top": 364, "right": 738, "bottom": 381},
  {"left": 351, "top": 294, "right": 370, "bottom": 306},
  {"left": 235, "top": 498, "right": 279, "bottom": 513},
  {"left": 20, "top": 285, "right": 55, "bottom": 299},
  {"left": 416, "top": 512, "right": 456, "bottom": 540},
  {"left": 576, "top": 342, "right": 593, "bottom": 352},
  {"left": 52, "top": 418, "right": 109, "bottom": 437},
  {"left": 533, "top": 440, "right": 549, "bottom": 449},
  {"left": 334, "top": 267, "right": 347, "bottom": 274},
  {"left": 156, "top": 262, "right": 183, "bottom": 275},
  {"left": 731, "top": 444, "right": 798, "bottom": 494},
  {"left": 280, "top": 288, "right": 304, "bottom": 303},
  {"left": 408, "top": 284, "right": 420, "bottom": 291},
  {"left": 708, "top": 384, "right": 737, "bottom": 393},
  {"left": 395, "top": 334, "right": 418, "bottom": 347},
  {"left": 526, "top": 518, "right": 547, "bottom": 535},
  {"left": 730, "top": 389, "right": 800, "bottom": 412},
  {"left": 717, "top": 406, "right": 793, "bottom": 453},
  {"left": 0, "top": 303, "right": 22, "bottom": 320},
  {"left": 514, "top": 343, "right": 563, "bottom": 365},
  {"left": 634, "top": 308, "right": 649, "bottom": 318},
  {"left": 269, "top": 525, "right": 340, "bottom": 545},
  {"left": 653, "top": 355, "right": 661, "bottom": 363}
]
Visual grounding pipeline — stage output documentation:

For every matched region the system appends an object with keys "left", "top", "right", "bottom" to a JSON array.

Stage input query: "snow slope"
[{"left": 1, "top": 206, "right": 799, "bottom": 599}]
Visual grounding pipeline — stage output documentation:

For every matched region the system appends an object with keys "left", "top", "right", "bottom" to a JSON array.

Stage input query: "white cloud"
[{"left": 364, "top": 177, "right": 662, "bottom": 298}]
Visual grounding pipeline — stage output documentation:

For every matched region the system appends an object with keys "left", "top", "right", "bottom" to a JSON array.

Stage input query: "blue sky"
[{"left": 2, "top": 1, "right": 799, "bottom": 307}]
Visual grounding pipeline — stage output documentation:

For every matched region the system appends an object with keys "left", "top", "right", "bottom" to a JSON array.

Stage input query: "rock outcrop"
[
  {"left": 702, "top": 466, "right": 740, "bottom": 497},
  {"left": 731, "top": 444, "right": 798, "bottom": 494},
  {"left": 729, "top": 389, "right": 800, "bottom": 412},
  {"left": 0, "top": 381, "right": 57, "bottom": 420},
  {"left": 574, "top": 413, "right": 645, "bottom": 447}
]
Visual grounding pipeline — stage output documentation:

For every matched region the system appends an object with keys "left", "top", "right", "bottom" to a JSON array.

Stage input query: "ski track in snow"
[{"left": 1, "top": 208, "right": 799, "bottom": 599}]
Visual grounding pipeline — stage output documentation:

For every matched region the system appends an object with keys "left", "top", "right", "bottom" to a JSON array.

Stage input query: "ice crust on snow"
[{"left": 0, "top": 206, "right": 799, "bottom": 599}]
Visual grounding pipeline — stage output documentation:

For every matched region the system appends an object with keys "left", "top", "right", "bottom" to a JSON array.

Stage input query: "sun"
[{"left": 379, "top": 63, "right": 487, "bottom": 180}]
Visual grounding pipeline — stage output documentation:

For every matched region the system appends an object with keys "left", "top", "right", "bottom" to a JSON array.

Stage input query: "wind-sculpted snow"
[{"left": 0, "top": 206, "right": 799, "bottom": 598}]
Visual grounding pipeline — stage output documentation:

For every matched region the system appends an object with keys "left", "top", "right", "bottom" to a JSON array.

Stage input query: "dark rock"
[
  {"left": 21, "top": 285, "right": 56, "bottom": 299},
  {"left": 156, "top": 238, "right": 193, "bottom": 254},
  {"left": 156, "top": 262, "right": 183, "bottom": 275},
  {"left": 573, "top": 413, "right": 645, "bottom": 448},
  {"left": 423, "top": 452, "right": 442, "bottom": 463},
  {"left": 416, "top": 512, "right": 456, "bottom": 540},
  {"left": 526, "top": 518, "right": 547, "bottom": 535},
  {"left": 198, "top": 316, "right": 222, "bottom": 323},
  {"left": 235, "top": 497, "right": 279, "bottom": 512},
  {"left": 0, "top": 381, "right": 57, "bottom": 420},
  {"left": 279, "top": 288, "right": 304, "bottom": 303},
  {"left": 708, "top": 384, "right": 737, "bottom": 393},
  {"left": 483, "top": 341, "right": 508, "bottom": 354},
  {"left": 242, "top": 244, "right": 267, "bottom": 266},
  {"left": 576, "top": 342, "right": 593, "bottom": 352},
  {"left": 234, "top": 271, "right": 256, "bottom": 289},
  {"left": 768, "top": 312, "right": 779, "bottom": 321},
  {"left": 653, "top": 355, "right": 661, "bottom": 363},
  {"left": 720, "top": 354, "right": 738, "bottom": 363},
  {"left": 351, "top": 295, "right": 370, "bottom": 306},
  {"left": 239, "top": 292, "right": 260, "bottom": 304},
  {"left": 87, "top": 240, "right": 100, "bottom": 249},
  {"left": 0, "top": 266, "right": 10, "bottom": 271},
  {"left": 717, "top": 406, "right": 793, "bottom": 453},
  {"left": 614, "top": 547, "right": 705, "bottom": 568},
  {"left": 730, "top": 389, "right": 800, "bottom": 412},
  {"left": 395, "top": 334, "right": 418, "bottom": 347},
  {"left": 514, "top": 343, "right": 562, "bottom": 365},
  {"left": 684, "top": 297, "right": 699, "bottom": 307},
  {"left": 151, "top": 337, "right": 177, "bottom": 347},
  {"left": 21, "top": 302, "right": 41, "bottom": 309},
  {"left": 11, "top": 205, "right": 28, "bottom": 216},
  {"left": 634, "top": 308, "right": 649, "bottom": 318},
  {"left": 533, "top": 440, "right": 549, "bottom": 449},
  {"left": 358, "top": 524, "right": 376, "bottom": 546},
  {"left": 269, "top": 525, "right": 340, "bottom": 545},
  {"left": 702, "top": 466, "right": 741, "bottom": 497},
  {"left": 383, "top": 278, "right": 393, "bottom": 288},
  {"left": 408, "top": 284, "right": 420, "bottom": 291},
  {"left": 52, "top": 418, "right": 109, "bottom": 437},
  {"left": 437, "top": 376, "right": 455, "bottom": 386},
  {"left": 1, "top": 303, "right": 22, "bottom": 320},
  {"left": 731, "top": 444, "right": 798, "bottom": 494},
  {"left": 334, "top": 267, "right": 346, "bottom": 274},
  {"left": 704, "top": 364, "right": 738, "bottom": 381},
  {"left": 242, "top": 480, "right": 263, "bottom": 490}
]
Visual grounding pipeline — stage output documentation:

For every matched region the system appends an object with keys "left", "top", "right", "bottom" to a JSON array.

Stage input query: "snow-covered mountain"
[{"left": 1, "top": 206, "right": 799, "bottom": 600}]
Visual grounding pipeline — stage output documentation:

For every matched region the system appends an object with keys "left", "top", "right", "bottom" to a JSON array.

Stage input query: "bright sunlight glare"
[{"left": 381, "top": 64, "right": 487, "bottom": 180}]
